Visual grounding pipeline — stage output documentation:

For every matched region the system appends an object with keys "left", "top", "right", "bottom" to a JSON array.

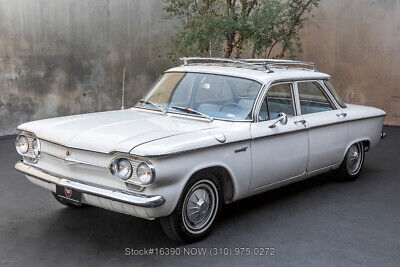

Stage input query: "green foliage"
[{"left": 162, "top": 0, "right": 320, "bottom": 60}]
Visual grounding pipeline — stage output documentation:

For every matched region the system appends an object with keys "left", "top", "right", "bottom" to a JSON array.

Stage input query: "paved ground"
[{"left": 0, "top": 126, "right": 399, "bottom": 266}]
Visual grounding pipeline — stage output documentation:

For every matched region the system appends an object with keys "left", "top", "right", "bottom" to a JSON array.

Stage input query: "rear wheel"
[
  {"left": 335, "top": 142, "right": 365, "bottom": 181},
  {"left": 160, "top": 172, "right": 222, "bottom": 243},
  {"left": 51, "top": 192, "right": 84, "bottom": 208}
]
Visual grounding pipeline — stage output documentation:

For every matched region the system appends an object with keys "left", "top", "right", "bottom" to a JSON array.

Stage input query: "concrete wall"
[
  {"left": 0, "top": 0, "right": 399, "bottom": 136},
  {"left": 0, "top": 0, "right": 174, "bottom": 135},
  {"left": 299, "top": 0, "right": 400, "bottom": 125}
]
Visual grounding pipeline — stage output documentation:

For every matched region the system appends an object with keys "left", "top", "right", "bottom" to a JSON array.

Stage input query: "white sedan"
[{"left": 15, "top": 58, "right": 386, "bottom": 242}]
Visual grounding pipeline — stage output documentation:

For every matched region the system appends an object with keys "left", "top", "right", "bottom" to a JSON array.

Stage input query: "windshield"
[{"left": 135, "top": 72, "right": 262, "bottom": 121}]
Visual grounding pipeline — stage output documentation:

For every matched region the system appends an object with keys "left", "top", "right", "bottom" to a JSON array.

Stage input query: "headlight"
[
  {"left": 15, "top": 135, "right": 29, "bottom": 155},
  {"left": 110, "top": 158, "right": 132, "bottom": 180},
  {"left": 137, "top": 162, "right": 155, "bottom": 185},
  {"left": 32, "top": 138, "right": 41, "bottom": 157}
]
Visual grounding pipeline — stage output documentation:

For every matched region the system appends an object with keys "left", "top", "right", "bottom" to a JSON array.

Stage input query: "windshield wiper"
[
  {"left": 171, "top": 106, "right": 213, "bottom": 122},
  {"left": 138, "top": 99, "right": 166, "bottom": 114}
]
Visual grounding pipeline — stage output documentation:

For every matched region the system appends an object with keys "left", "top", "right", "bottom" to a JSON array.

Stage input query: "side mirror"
[{"left": 269, "top": 112, "right": 288, "bottom": 128}]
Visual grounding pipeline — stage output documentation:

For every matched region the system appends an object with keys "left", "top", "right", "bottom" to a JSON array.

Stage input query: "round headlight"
[
  {"left": 32, "top": 138, "right": 41, "bottom": 157},
  {"left": 110, "top": 158, "right": 132, "bottom": 180},
  {"left": 137, "top": 162, "right": 154, "bottom": 185},
  {"left": 16, "top": 135, "right": 29, "bottom": 155}
]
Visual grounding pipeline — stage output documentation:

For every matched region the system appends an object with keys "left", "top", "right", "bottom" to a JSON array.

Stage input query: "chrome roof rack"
[
  {"left": 180, "top": 57, "right": 260, "bottom": 68},
  {"left": 180, "top": 57, "right": 317, "bottom": 72},
  {"left": 241, "top": 58, "right": 316, "bottom": 71}
]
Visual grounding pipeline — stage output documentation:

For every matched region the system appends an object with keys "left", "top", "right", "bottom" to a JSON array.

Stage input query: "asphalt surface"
[{"left": 0, "top": 126, "right": 399, "bottom": 266}]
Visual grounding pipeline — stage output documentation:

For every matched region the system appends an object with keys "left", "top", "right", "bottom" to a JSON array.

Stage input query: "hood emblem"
[{"left": 66, "top": 150, "right": 70, "bottom": 156}]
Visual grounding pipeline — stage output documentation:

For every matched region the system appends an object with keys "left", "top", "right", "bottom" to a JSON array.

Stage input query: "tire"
[
  {"left": 335, "top": 142, "right": 365, "bottom": 182},
  {"left": 51, "top": 192, "right": 84, "bottom": 208},
  {"left": 159, "top": 172, "right": 223, "bottom": 243}
]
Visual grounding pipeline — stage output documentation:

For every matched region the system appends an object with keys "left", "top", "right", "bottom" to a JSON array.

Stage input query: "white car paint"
[
  {"left": 17, "top": 108, "right": 217, "bottom": 154},
  {"left": 15, "top": 65, "right": 386, "bottom": 219}
]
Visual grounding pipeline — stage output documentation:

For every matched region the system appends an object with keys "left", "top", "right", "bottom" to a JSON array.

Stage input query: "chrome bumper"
[{"left": 15, "top": 162, "right": 165, "bottom": 208}]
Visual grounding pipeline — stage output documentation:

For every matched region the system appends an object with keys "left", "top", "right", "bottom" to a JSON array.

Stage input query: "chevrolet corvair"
[{"left": 15, "top": 58, "right": 386, "bottom": 242}]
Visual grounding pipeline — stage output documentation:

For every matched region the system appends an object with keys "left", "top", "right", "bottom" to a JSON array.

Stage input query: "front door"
[{"left": 250, "top": 82, "right": 309, "bottom": 189}]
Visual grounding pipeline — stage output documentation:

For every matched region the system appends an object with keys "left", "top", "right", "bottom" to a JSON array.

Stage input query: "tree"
[{"left": 162, "top": 0, "right": 320, "bottom": 60}]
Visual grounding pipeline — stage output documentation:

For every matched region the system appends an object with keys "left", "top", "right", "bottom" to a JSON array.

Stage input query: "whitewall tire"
[
  {"left": 160, "top": 172, "right": 222, "bottom": 243},
  {"left": 335, "top": 142, "right": 365, "bottom": 181}
]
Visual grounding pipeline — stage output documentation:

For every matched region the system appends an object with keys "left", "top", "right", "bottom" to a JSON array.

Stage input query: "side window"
[
  {"left": 298, "top": 82, "right": 334, "bottom": 115},
  {"left": 324, "top": 80, "right": 346, "bottom": 108},
  {"left": 259, "top": 83, "right": 295, "bottom": 121}
]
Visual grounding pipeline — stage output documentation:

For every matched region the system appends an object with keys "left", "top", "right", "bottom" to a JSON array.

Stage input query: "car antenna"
[{"left": 121, "top": 67, "right": 125, "bottom": 110}]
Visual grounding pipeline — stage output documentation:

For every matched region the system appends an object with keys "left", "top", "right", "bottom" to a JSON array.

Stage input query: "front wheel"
[
  {"left": 335, "top": 142, "right": 365, "bottom": 181},
  {"left": 159, "top": 173, "right": 222, "bottom": 243}
]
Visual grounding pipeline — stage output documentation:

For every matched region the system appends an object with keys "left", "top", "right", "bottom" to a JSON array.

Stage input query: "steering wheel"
[{"left": 219, "top": 102, "right": 243, "bottom": 112}]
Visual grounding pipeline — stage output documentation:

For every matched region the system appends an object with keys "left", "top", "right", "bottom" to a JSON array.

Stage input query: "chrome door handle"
[
  {"left": 294, "top": 119, "right": 307, "bottom": 127},
  {"left": 336, "top": 112, "right": 347, "bottom": 118}
]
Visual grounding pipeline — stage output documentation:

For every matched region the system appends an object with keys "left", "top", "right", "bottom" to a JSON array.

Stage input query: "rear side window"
[
  {"left": 324, "top": 80, "right": 346, "bottom": 108},
  {"left": 297, "top": 82, "right": 335, "bottom": 115}
]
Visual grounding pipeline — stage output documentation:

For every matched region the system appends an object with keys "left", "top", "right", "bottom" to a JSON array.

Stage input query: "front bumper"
[{"left": 15, "top": 162, "right": 165, "bottom": 209}]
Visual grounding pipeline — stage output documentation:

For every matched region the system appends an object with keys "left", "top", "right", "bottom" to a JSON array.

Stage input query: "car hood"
[{"left": 17, "top": 108, "right": 216, "bottom": 154}]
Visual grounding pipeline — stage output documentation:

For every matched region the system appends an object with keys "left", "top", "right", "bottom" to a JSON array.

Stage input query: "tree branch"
[
  {"left": 267, "top": 40, "right": 278, "bottom": 58},
  {"left": 275, "top": 0, "right": 314, "bottom": 58}
]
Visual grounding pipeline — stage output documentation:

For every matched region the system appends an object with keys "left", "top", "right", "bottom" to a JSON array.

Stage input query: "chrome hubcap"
[
  {"left": 347, "top": 144, "right": 362, "bottom": 174},
  {"left": 182, "top": 180, "right": 218, "bottom": 234}
]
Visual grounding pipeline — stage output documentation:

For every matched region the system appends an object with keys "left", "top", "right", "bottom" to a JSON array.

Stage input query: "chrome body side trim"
[
  {"left": 15, "top": 162, "right": 165, "bottom": 208},
  {"left": 138, "top": 114, "right": 385, "bottom": 158}
]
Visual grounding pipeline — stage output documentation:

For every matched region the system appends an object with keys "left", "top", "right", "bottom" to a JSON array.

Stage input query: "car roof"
[{"left": 165, "top": 65, "right": 330, "bottom": 85}]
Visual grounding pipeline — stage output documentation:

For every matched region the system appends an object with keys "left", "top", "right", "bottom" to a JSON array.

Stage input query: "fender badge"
[{"left": 234, "top": 147, "right": 248, "bottom": 153}]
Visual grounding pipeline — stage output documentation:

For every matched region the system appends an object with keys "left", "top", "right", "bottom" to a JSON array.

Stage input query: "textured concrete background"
[
  {"left": 299, "top": 0, "right": 400, "bottom": 125},
  {"left": 0, "top": 0, "right": 399, "bottom": 136},
  {"left": 0, "top": 0, "right": 174, "bottom": 135}
]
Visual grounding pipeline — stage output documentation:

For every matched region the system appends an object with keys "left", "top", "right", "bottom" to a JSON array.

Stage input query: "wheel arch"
[
  {"left": 341, "top": 137, "right": 370, "bottom": 162},
  {"left": 186, "top": 165, "right": 237, "bottom": 204}
]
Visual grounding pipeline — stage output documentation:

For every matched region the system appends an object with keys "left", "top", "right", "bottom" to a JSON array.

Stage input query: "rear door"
[{"left": 295, "top": 81, "right": 348, "bottom": 172}]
